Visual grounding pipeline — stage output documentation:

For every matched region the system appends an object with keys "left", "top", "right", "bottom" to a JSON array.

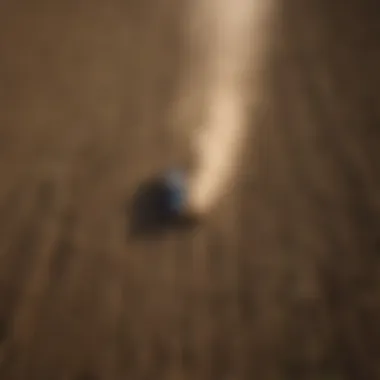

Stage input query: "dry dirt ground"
[{"left": 0, "top": 0, "right": 380, "bottom": 379}]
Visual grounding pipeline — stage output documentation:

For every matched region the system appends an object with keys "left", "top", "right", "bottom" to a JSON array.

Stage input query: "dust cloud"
[{"left": 179, "top": 0, "right": 275, "bottom": 215}]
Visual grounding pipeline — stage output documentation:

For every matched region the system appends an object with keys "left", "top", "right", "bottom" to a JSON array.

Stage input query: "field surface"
[{"left": 0, "top": 0, "right": 380, "bottom": 379}]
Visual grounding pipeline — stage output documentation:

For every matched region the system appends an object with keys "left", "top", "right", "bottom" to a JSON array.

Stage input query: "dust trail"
[{"left": 178, "top": 0, "right": 275, "bottom": 215}]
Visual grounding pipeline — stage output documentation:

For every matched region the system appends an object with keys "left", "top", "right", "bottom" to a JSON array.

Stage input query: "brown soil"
[{"left": 0, "top": 0, "right": 380, "bottom": 379}]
